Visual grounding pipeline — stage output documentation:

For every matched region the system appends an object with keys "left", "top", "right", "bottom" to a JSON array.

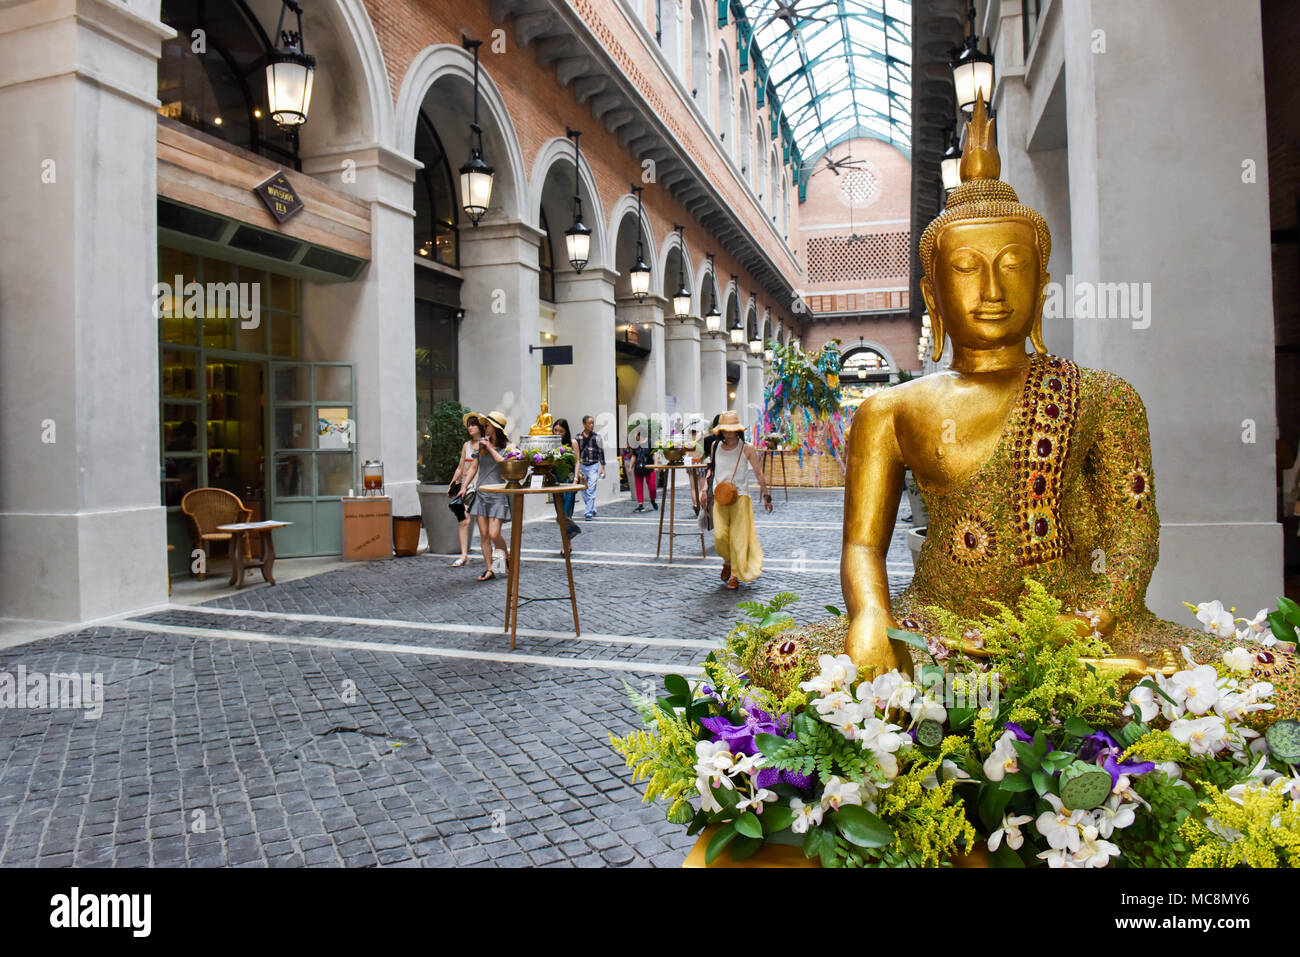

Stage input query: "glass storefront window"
[
  {"left": 413, "top": 109, "right": 459, "bottom": 267},
  {"left": 315, "top": 367, "right": 352, "bottom": 403}
]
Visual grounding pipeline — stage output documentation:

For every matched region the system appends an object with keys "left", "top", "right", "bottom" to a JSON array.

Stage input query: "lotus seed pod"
[
  {"left": 1265, "top": 719, "right": 1300, "bottom": 765},
  {"left": 1057, "top": 760, "right": 1112, "bottom": 810},
  {"left": 916, "top": 719, "right": 944, "bottom": 749}
]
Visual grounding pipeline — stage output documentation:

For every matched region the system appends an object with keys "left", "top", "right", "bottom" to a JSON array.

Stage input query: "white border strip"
[{"left": 116, "top": 621, "right": 704, "bottom": 676}]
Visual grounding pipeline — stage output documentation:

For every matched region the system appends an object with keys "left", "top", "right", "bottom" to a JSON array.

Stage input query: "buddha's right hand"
[{"left": 845, "top": 607, "right": 914, "bottom": 679}]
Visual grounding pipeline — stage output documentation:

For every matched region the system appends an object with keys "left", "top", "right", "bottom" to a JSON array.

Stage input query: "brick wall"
[{"left": 362, "top": 0, "right": 802, "bottom": 330}]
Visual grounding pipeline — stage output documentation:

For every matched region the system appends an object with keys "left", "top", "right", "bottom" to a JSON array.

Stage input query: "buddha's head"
[{"left": 919, "top": 97, "right": 1052, "bottom": 361}]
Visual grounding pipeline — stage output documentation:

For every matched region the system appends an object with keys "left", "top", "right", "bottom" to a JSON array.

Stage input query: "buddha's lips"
[{"left": 972, "top": 307, "right": 1014, "bottom": 320}]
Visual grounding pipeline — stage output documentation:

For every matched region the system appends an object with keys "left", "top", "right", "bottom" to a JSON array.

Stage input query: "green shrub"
[{"left": 420, "top": 400, "right": 473, "bottom": 484}]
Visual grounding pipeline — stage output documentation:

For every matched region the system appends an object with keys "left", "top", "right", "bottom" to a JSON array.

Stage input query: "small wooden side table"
[
  {"left": 478, "top": 482, "right": 584, "bottom": 650},
  {"left": 760, "top": 447, "right": 791, "bottom": 503},
  {"left": 216, "top": 520, "right": 291, "bottom": 589},
  {"left": 648, "top": 463, "right": 708, "bottom": 563}
]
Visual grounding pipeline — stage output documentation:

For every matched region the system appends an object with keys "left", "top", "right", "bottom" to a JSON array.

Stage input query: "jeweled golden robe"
[{"left": 892, "top": 353, "right": 1195, "bottom": 660}]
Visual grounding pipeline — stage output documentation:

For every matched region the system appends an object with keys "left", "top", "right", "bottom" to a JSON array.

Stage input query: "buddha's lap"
[{"left": 747, "top": 613, "right": 1299, "bottom": 724}]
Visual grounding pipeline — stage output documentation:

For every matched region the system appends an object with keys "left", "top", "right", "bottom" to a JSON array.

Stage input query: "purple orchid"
[
  {"left": 1077, "top": 729, "right": 1155, "bottom": 786},
  {"left": 1004, "top": 722, "right": 1052, "bottom": 750}
]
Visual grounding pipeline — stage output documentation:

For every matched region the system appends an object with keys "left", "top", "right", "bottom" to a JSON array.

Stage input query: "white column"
[
  {"left": 302, "top": 147, "right": 420, "bottom": 513},
  {"left": 616, "top": 296, "right": 668, "bottom": 433},
  {"left": 1060, "top": 0, "right": 1281, "bottom": 617},
  {"left": 727, "top": 344, "right": 749, "bottom": 414},
  {"left": 457, "top": 221, "right": 545, "bottom": 434},
  {"left": 745, "top": 354, "right": 766, "bottom": 436},
  {"left": 664, "top": 315, "right": 703, "bottom": 427},
  {"left": 699, "top": 334, "right": 729, "bottom": 420},
  {"left": 551, "top": 267, "right": 620, "bottom": 506},
  {"left": 0, "top": 0, "right": 173, "bottom": 621}
]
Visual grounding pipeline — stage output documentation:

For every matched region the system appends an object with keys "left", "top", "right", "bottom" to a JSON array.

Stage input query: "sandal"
[
  {"left": 477, "top": 570, "right": 496, "bottom": 581},
  {"left": 726, "top": 576, "right": 739, "bottom": 590},
  {"left": 720, "top": 562, "right": 731, "bottom": 582},
  {"left": 451, "top": 557, "right": 468, "bottom": 567}
]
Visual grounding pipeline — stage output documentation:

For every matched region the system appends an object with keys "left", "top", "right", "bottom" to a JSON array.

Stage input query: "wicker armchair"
[{"left": 181, "top": 488, "right": 252, "bottom": 580}]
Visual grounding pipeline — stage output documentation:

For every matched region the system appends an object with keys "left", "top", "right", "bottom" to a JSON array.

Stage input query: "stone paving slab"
[{"left": 0, "top": 488, "right": 916, "bottom": 868}]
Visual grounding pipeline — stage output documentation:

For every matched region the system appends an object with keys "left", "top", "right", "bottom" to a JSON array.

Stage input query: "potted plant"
[{"left": 417, "top": 400, "right": 473, "bottom": 555}]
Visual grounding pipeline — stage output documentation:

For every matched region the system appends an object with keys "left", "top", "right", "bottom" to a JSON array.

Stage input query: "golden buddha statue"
[
  {"left": 748, "top": 98, "right": 1294, "bottom": 698},
  {"left": 528, "top": 402, "right": 554, "bottom": 436}
]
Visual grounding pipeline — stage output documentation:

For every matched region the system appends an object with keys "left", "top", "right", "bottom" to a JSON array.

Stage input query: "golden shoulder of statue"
[
  {"left": 528, "top": 402, "right": 553, "bottom": 436},
  {"left": 833, "top": 96, "right": 1199, "bottom": 678}
]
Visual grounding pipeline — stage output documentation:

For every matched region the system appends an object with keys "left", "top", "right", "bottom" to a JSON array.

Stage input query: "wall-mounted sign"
[{"left": 254, "top": 171, "right": 304, "bottom": 224}]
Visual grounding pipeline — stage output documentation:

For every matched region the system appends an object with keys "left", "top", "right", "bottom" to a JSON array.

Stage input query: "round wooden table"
[
  {"left": 647, "top": 463, "right": 708, "bottom": 563},
  {"left": 478, "top": 482, "right": 585, "bottom": 650}
]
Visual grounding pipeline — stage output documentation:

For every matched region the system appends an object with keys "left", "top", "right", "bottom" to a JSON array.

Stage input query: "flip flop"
[
  {"left": 720, "top": 563, "right": 731, "bottom": 582},
  {"left": 726, "top": 577, "right": 739, "bottom": 590},
  {"left": 477, "top": 570, "right": 496, "bottom": 582}
]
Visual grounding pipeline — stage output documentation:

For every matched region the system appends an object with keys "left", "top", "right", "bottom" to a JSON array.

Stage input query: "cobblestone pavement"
[{"left": 0, "top": 488, "right": 915, "bottom": 867}]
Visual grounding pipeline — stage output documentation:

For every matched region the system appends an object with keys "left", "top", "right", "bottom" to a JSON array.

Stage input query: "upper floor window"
[
  {"left": 156, "top": 0, "right": 297, "bottom": 168},
  {"left": 539, "top": 211, "right": 557, "bottom": 303}
]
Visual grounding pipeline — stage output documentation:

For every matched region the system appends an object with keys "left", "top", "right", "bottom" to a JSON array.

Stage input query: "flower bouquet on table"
[
  {"left": 654, "top": 433, "right": 688, "bottom": 464},
  {"left": 610, "top": 584, "right": 1300, "bottom": 867},
  {"left": 498, "top": 445, "right": 529, "bottom": 487},
  {"left": 516, "top": 443, "right": 575, "bottom": 484}
]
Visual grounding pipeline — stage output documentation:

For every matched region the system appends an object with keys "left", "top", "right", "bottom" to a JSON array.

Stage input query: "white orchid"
[
  {"left": 789, "top": 797, "right": 824, "bottom": 834},
  {"left": 987, "top": 812, "right": 1032, "bottom": 852},
  {"left": 812, "top": 690, "right": 856, "bottom": 719},
  {"left": 1222, "top": 646, "right": 1255, "bottom": 674},
  {"left": 1195, "top": 600, "right": 1236, "bottom": 638},
  {"left": 1235, "top": 608, "right": 1276, "bottom": 645},
  {"left": 693, "top": 741, "right": 737, "bottom": 805},
  {"left": 858, "top": 717, "right": 908, "bottom": 780},
  {"left": 1035, "top": 793, "right": 1091, "bottom": 852},
  {"left": 820, "top": 776, "right": 864, "bottom": 812},
  {"left": 731, "top": 752, "right": 766, "bottom": 777},
  {"left": 1169, "top": 714, "right": 1230, "bottom": 756},
  {"left": 1169, "top": 665, "right": 1220, "bottom": 715},
  {"left": 982, "top": 730, "right": 1021, "bottom": 782},
  {"left": 1037, "top": 848, "right": 1082, "bottom": 868},
  {"left": 799, "top": 654, "right": 858, "bottom": 696},
  {"left": 1092, "top": 795, "right": 1138, "bottom": 838},
  {"left": 736, "top": 788, "right": 778, "bottom": 815},
  {"left": 1124, "top": 682, "right": 1160, "bottom": 723},
  {"left": 1074, "top": 835, "right": 1122, "bottom": 868},
  {"left": 857, "top": 671, "right": 907, "bottom": 716},
  {"left": 1155, "top": 761, "right": 1194, "bottom": 791}
]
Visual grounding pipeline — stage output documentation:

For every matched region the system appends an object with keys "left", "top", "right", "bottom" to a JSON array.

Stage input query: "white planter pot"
[
  {"left": 908, "top": 526, "right": 927, "bottom": 569},
  {"left": 418, "top": 484, "right": 464, "bottom": 556}
]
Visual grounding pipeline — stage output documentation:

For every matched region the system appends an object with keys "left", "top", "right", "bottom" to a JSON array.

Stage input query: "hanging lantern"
[
  {"left": 704, "top": 254, "right": 722, "bottom": 332},
  {"left": 730, "top": 322, "right": 745, "bottom": 346},
  {"left": 763, "top": 346, "right": 774, "bottom": 362},
  {"left": 565, "top": 129, "right": 590, "bottom": 272},
  {"left": 265, "top": 0, "right": 315, "bottom": 129},
  {"left": 629, "top": 185, "right": 650, "bottom": 299},
  {"left": 951, "top": 2, "right": 994, "bottom": 115},
  {"left": 672, "top": 225, "right": 691, "bottom": 317},
  {"left": 940, "top": 127, "right": 962, "bottom": 192},
  {"left": 459, "top": 37, "right": 495, "bottom": 225}
]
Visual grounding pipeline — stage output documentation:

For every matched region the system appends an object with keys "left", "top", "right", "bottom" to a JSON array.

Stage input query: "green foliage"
[
  {"left": 1268, "top": 596, "right": 1300, "bottom": 645},
  {"left": 1118, "top": 770, "right": 1199, "bottom": 868},
  {"left": 609, "top": 703, "right": 703, "bottom": 825},
  {"left": 877, "top": 740, "right": 978, "bottom": 867},
  {"left": 926, "top": 580, "right": 1122, "bottom": 730},
  {"left": 736, "top": 591, "right": 799, "bottom": 630},
  {"left": 420, "top": 400, "right": 473, "bottom": 484},
  {"left": 756, "top": 713, "right": 881, "bottom": 786}
]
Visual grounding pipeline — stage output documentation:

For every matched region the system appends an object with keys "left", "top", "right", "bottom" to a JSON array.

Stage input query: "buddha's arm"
[
  {"left": 842, "top": 395, "right": 911, "bottom": 675},
  {"left": 1074, "top": 375, "right": 1160, "bottom": 623}
]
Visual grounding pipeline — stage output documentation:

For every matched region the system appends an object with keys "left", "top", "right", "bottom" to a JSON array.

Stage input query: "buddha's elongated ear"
[
  {"left": 920, "top": 277, "right": 946, "bottom": 363},
  {"left": 1029, "top": 272, "right": 1049, "bottom": 355}
]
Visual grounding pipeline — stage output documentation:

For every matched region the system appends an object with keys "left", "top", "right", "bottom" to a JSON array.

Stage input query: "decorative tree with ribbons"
[{"left": 761, "top": 341, "right": 847, "bottom": 470}]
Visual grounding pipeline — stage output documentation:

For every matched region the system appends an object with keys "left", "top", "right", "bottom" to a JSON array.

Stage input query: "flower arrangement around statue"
[{"left": 611, "top": 584, "right": 1300, "bottom": 867}]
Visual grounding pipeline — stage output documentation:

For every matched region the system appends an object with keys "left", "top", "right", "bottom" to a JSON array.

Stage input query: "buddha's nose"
[{"left": 982, "top": 264, "right": 1006, "bottom": 302}]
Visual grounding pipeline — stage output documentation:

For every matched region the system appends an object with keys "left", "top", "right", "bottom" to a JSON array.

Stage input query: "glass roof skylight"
[{"left": 740, "top": 0, "right": 912, "bottom": 164}]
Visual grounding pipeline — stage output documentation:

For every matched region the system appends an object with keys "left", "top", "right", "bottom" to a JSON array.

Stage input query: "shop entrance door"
[{"left": 269, "top": 362, "right": 356, "bottom": 557}]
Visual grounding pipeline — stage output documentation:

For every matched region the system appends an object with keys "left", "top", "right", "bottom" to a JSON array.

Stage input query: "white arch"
[
  {"left": 607, "top": 191, "right": 659, "bottom": 287},
  {"left": 297, "top": 0, "right": 395, "bottom": 149},
  {"left": 528, "top": 136, "right": 608, "bottom": 270},
  {"left": 842, "top": 339, "right": 901, "bottom": 374},
  {"left": 694, "top": 254, "right": 719, "bottom": 310},
  {"left": 394, "top": 43, "right": 528, "bottom": 223},
  {"left": 656, "top": 229, "right": 695, "bottom": 310},
  {"left": 716, "top": 44, "right": 734, "bottom": 152}
]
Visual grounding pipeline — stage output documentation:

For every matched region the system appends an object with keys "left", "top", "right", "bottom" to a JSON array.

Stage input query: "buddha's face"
[{"left": 923, "top": 218, "right": 1047, "bottom": 352}]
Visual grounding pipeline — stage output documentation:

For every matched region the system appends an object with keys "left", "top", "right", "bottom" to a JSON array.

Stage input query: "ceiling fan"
[{"left": 762, "top": 1, "right": 837, "bottom": 32}]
